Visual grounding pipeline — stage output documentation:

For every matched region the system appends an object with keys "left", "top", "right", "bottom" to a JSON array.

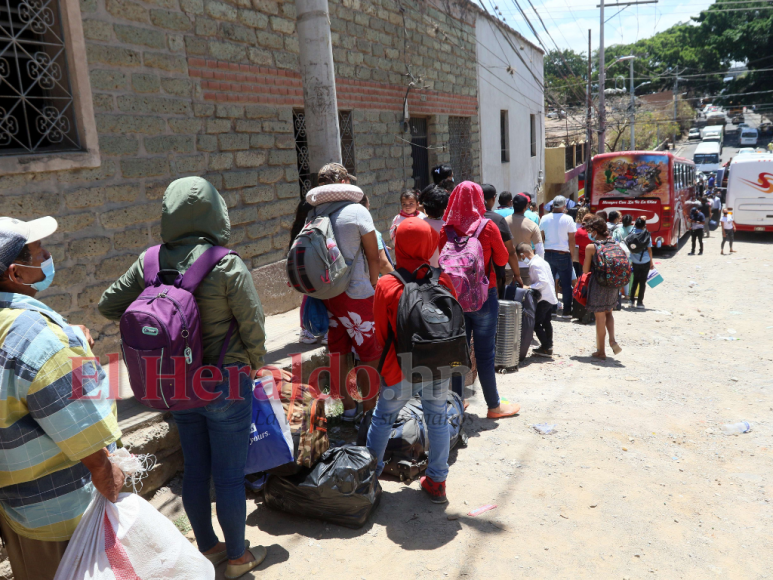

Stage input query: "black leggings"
[
  {"left": 630, "top": 262, "right": 650, "bottom": 305},
  {"left": 534, "top": 300, "right": 554, "bottom": 349}
]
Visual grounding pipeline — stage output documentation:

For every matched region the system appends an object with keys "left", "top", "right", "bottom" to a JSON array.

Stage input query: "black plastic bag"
[{"left": 263, "top": 446, "right": 381, "bottom": 529}]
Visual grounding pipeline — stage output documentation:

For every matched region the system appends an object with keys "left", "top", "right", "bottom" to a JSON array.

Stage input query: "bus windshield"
[{"left": 694, "top": 154, "right": 720, "bottom": 165}]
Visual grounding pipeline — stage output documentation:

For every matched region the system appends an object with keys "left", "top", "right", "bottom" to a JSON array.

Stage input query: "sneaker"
[
  {"left": 688, "top": 251, "right": 695, "bottom": 255},
  {"left": 533, "top": 347, "right": 553, "bottom": 357},
  {"left": 636, "top": 303, "right": 645, "bottom": 309},
  {"left": 299, "top": 329, "right": 317, "bottom": 344},
  {"left": 420, "top": 475, "right": 448, "bottom": 504},
  {"left": 699, "top": 250, "right": 703, "bottom": 255},
  {"left": 320, "top": 332, "right": 328, "bottom": 346}
]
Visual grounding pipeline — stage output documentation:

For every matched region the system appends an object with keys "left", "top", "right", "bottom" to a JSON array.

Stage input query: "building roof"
[{"left": 464, "top": 0, "right": 544, "bottom": 55}]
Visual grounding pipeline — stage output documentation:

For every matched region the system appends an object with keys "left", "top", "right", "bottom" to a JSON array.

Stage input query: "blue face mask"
[
  {"left": 16, "top": 257, "right": 55, "bottom": 291},
  {"left": 588, "top": 233, "right": 596, "bottom": 241}
]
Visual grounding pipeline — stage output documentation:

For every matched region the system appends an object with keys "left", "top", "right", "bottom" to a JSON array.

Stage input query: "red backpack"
[{"left": 592, "top": 239, "right": 631, "bottom": 288}]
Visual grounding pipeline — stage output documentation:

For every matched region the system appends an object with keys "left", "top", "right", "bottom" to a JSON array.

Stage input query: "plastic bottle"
[{"left": 721, "top": 421, "right": 751, "bottom": 435}]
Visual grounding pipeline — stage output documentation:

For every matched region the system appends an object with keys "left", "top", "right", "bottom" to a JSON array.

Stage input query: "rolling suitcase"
[{"left": 495, "top": 300, "right": 521, "bottom": 372}]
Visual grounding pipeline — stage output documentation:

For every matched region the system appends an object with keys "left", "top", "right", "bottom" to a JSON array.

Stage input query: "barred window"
[
  {"left": 293, "top": 110, "right": 356, "bottom": 197},
  {"left": 0, "top": 0, "right": 80, "bottom": 155},
  {"left": 448, "top": 116, "right": 472, "bottom": 182}
]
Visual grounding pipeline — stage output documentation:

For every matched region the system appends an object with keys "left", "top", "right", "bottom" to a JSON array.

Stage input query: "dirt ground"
[{"left": 211, "top": 229, "right": 773, "bottom": 580}]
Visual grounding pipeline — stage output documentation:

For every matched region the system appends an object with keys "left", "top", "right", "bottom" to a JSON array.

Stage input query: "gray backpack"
[{"left": 286, "top": 201, "right": 362, "bottom": 300}]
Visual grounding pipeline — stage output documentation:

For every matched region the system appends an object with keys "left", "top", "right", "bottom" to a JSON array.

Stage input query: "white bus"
[
  {"left": 725, "top": 153, "right": 773, "bottom": 232},
  {"left": 693, "top": 141, "right": 721, "bottom": 174}
]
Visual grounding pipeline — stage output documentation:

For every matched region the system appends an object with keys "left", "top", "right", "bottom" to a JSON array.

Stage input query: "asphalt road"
[{"left": 675, "top": 112, "right": 770, "bottom": 166}]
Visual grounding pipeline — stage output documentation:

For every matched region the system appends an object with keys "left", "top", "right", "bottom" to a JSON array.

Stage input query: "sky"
[{"left": 476, "top": 0, "right": 717, "bottom": 54}]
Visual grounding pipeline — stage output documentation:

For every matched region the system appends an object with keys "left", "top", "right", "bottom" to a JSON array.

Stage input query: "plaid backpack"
[{"left": 592, "top": 239, "right": 631, "bottom": 288}]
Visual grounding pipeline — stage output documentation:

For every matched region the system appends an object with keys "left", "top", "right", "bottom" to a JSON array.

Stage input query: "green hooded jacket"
[{"left": 98, "top": 177, "right": 266, "bottom": 371}]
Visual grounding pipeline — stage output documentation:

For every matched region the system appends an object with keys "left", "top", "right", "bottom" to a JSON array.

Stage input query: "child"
[
  {"left": 517, "top": 242, "right": 558, "bottom": 357},
  {"left": 390, "top": 189, "right": 425, "bottom": 241}
]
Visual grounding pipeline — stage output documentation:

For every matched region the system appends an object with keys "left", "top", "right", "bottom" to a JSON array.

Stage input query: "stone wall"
[{"left": 0, "top": 0, "right": 481, "bottom": 360}]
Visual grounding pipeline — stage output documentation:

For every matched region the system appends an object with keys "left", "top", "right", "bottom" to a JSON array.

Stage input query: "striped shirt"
[{"left": 0, "top": 292, "right": 121, "bottom": 541}]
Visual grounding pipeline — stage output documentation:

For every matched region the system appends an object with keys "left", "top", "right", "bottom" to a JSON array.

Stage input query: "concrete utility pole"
[
  {"left": 629, "top": 58, "right": 635, "bottom": 150},
  {"left": 598, "top": 0, "right": 606, "bottom": 154},
  {"left": 586, "top": 29, "right": 593, "bottom": 193},
  {"left": 673, "top": 72, "right": 679, "bottom": 147},
  {"left": 295, "top": 0, "right": 341, "bottom": 175}
]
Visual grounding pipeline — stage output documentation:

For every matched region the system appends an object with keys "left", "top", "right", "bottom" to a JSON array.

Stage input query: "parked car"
[
  {"left": 758, "top": 122, "right": 772, "bottom": 136},
  {"left": 731, "top": 115, "right": 743, "bottom": 125},
  {"left": 688, "top": 128, "right": 701, "bottom": 140},
  {"left": 737, "top": 147, "right": 756, "bottom": 155},
  {"left": 737, "top": 122, "right": 749, "bottom": 130}
]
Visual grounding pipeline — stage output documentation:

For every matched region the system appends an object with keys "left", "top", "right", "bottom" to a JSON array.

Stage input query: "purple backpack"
[
  {"left": 438, "top": 219, "right": 490, "bottom": 312},
  {"left": 119, "top": 245, "right": 238, "bottom": 411}
]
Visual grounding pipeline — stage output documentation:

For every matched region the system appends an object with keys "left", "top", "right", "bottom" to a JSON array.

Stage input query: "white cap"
[{"left": 0, "top": 216, "right": 58, "bottom": 244}]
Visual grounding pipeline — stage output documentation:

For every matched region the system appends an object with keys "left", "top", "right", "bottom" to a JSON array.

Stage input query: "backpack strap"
[
  {"left": 179, "top": 246, "right": 237, "bottom": 293},
  {"left": 143, "top": 245, "right": 162, "bottom": 287},
  {"left": 472, "top": 218, "right": 490, "bottom": 239}
]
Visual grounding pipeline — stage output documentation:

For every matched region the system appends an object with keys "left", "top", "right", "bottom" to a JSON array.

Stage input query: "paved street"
[
  {"left": 676, "top": 112, "right": 771, "bottom": 165},
  {"left": 201, "top": 226, "right": 773, "bottom": 580}
]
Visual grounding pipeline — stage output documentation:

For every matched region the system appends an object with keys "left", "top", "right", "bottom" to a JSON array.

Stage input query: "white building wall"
[{"left": 475, "top": 16, "right": 545, "bottom": 199}]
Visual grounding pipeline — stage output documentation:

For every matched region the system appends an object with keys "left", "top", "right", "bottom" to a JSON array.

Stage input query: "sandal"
[
  {"left": 610, "top": 342, "right": 622, "bottom": 355},
  {"left": 486, "top": 400, "right": 520, "bottom": 419}
]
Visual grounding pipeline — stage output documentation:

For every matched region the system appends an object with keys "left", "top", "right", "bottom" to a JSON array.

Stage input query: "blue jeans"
[
  {"left": 545, "top": 251, "right": 573, "bottom": 316},
  {"left": 172, "top": 365, "right": 252, "bottom": 560},
  {"left": 366, "top": 378, "right": 450, "bottom": 482},
  {"left": 462, "top": 287, "right": 501, "bottom": 409}
]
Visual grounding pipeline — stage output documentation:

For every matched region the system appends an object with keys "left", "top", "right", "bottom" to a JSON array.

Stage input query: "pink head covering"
[{"left": 441, "top": 181, "right": 486, "bottom": 236}]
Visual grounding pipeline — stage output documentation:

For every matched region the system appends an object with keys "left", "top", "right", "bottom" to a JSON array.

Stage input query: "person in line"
[
  {"left": 573, "top": 207, "right": 590, "bottom": 277},
  {"left": 525, "top": 199, "right": 541, "bottom": 225},
  {"left": 627, "top": 217, "right": 654, "bottom": 309},
  {"left": 596, "top": 210, "right": 608, "bottom": 225},
  {"left": 482, "top": 184, "right": 522, "bottom": 295},
  {"left": 495, "top": 191, "right": 514, "bottom": 218},
  {"left": 517, "top": 242, "right": 558, "bottom": 358},
  {"left": 419, "top": 184, "right": 450, "bottom": 268},
  {"left": 505, "top": 192, "right": 543, "bottom": 285},
  {"left": 720, "top": 207, "right": 736, "bottom": 254},
  {"left": 368, "top": 218, "right": 454, "bottom": 503},
  {"left": 309, "top": 164, "right": 383, "bottom": 418},
  {"left": 431, "top": 163, "right": 454, "bottom": 192},
  {"left": 707, "top": 173, "right": 715, "bottom": 193},
  {"left": 98, "top": 177, "right": 269, "bottom": 579},
  {"left": 700, "top": 196, "right": 713, "bottom": 238},
  {"left": 582, "top": 215, "right": 623, "bottom": 360},
  {"left": 607, "top": 211, "right": 622, "bottom": 235},
  {"left": 613, "top": 214, "right": 635, "bottom": 302},
  {"left": 439, "top": 181, "right": 520, "bottom": 419},
  {"left": 711, "top": 193, "right": 722, "bottom": 229},
  {"left": 361, "top": 195, "right": 393, "bottom": 275},
  {"left": 0, "top": 217, "right": 124, "bottom": 580},
  {"left": 539, "top": 196, "right": 577, "bottom": 318},
  {"left": 545, "top": 195, "right": 576, "bottom": 213},
  {"left": 390, "top": 189, "right": 425, "bottom": 242},
  {"left": 688, "top": 205, "right": 706, "bottom": 255}
]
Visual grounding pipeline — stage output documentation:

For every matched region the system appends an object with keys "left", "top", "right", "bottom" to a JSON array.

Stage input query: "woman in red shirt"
[
  {"left": 574, "top": 210, "right": 594, "bottom": 278},
  {"left": 438, "top": 181, "right": 520, "bottom": 420},
  {"left": 368, "top": 218, "right": 456, "bottom": 503}
]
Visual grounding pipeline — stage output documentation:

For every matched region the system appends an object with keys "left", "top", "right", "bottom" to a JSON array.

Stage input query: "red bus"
[{"left": 590, "top": 151, "right": 696, "bottom": 248}]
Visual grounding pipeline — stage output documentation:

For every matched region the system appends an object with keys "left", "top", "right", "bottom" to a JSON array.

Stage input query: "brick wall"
[{"left": 0, "top": 0, "right": 480, "bottom": 359}]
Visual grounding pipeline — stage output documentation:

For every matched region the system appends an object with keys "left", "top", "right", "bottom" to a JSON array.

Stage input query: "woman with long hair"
[{"left": 582, "top": 215, "right": 623, "bottom": 360}]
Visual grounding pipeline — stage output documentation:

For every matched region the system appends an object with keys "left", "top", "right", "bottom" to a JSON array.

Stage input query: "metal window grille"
[
  {"left": 448, "top": 116, "right": 472, "bottom": 182},
  {"left": 293, "top": 110, "right": 356, "bottom": 197},
  {"left": 529, "top": 114, "right": 536, "bottom": 158},
  {"left": 409, "top": 117, "right": 428, "bottom": 191},
  {"left": 0, "top": 0, "right": 80, "bottom": 155},
  {"left": 500, "top": 110, "right": 509, "bottom": 163},
  {"left": 565, "top": 144, "right": 573, "bottom": 170}
]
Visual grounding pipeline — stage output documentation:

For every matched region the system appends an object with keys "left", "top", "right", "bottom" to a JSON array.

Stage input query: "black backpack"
[
  {"left": 625, "top": 229, "right": 651, "bottom": 258},
  {"left": 377, "top": 265, "right": 470, "bottom": 383}
]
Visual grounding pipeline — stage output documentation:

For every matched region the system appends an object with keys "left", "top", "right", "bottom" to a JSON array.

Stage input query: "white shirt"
[
  {"left": 720, "top": 215, "right": 734, "bottom": 230},
  {"left": 539, "top": 212, "right": 577, "bottom": 252},
  {"left": 713, "top": 197, "right": 722, "bottom": 211},
  {"left": 527, "top": 255, "right": 558, "bottom": 305}
]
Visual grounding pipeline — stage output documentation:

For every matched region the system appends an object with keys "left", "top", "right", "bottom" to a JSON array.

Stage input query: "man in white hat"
[
  {"left": 0, "top": 217, "right": 124, "bottom": 580},
  {"left": 539, "top": 196, "right": 578, "bottom": 318}
]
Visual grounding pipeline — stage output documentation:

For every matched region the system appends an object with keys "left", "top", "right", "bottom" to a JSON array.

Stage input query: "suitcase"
[{"left": 495, "top": 300, "right": 521, "bottom": 372}]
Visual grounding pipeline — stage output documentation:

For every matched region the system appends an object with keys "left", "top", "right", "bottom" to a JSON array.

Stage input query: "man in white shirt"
[
  {"left": 517, "top": 242, "right": 558, "bottom": 357},
  {"left": 539, "top": 196, "right": 577, "bottom": 318},
  {"left": 720, "top": 207, "right": 736, "bottom": 254}
]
